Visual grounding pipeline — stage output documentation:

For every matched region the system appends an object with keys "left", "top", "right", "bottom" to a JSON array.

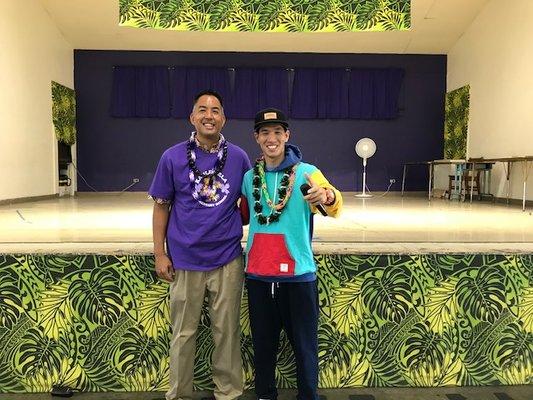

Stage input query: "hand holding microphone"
[{"left": 300, "top": 174, "right": 328, "bottom": 216}]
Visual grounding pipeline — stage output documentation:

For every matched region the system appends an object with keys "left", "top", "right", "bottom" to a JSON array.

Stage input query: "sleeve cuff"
[{"left": 148, "top": 195, "right": 172, "bottom": 205}]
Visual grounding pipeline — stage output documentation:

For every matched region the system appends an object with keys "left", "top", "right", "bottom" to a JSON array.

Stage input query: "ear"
[
  {"left": 254, "top": 132, "right": 259, "bottom": 144},
  {"left": 284, "top": 129, "right": 290, "bottom": 142},
  {"left": 189, "top": 111, "right": 195, "bottom": 126}
]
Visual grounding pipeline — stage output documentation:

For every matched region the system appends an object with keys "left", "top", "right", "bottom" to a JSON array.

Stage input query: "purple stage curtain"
[
  {"left": 290, "top": 68, "right": 318, "bottom": 119},
  {"left": 111, "top": 66, "right": 135, "bottom": 117},
  {"left": 292, "top": 67, "right": 403, "bottom": 119},
  {"left": 110, "top": 66, "right": 403, "bottom": 120},
  {"left": 348, "top": 68, "right": 404, "bottom": 119},
  {"left": 317, "top": 68, "right": 349, "bottom": 118},
  {"left": 231, "top": 68, "right": 289, "bottom": 119},
  {"left": 111, "top": 66, "right": 170, "bottom": 118},
  {"left": 291, "top": 68, "right": 349, "bottom": 119},
  {"left": 171, "top": 67, "right": 232, "bottom": 118}
]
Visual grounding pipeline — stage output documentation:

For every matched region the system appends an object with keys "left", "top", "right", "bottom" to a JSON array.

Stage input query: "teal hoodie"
[{"left": 242, "top": 144, "right": 339, "bottom": 282}]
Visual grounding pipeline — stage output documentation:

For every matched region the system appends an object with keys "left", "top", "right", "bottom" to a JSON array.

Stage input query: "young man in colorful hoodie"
[{"left": 241, "top": 108, "right": 343, "bottom": 400}]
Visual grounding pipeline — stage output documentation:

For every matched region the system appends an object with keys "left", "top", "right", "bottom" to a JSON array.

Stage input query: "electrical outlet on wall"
[{"left": 133, "top": 178, "right": 140, "bottom": 183}]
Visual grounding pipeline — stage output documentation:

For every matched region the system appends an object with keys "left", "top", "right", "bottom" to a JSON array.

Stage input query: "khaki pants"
[{"left": 166, "top": 256, "right": 244, "bottom": 400}]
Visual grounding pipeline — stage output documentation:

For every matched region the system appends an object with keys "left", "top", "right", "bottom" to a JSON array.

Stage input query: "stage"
[
  {"left": 1, "top": 193, "right": 532, "bottom": 392},
  {"left": 1, "top": 192, "right": 532, "bottom": 254}
]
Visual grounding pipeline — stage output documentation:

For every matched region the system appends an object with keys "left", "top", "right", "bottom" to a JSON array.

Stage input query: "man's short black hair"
[{"left": 193, "top": 90, "right": 224, "bottom": 108}]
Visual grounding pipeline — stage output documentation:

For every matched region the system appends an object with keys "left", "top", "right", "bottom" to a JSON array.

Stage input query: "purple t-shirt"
[{"left": 149, "top": 140, "right": 251, "bottom": 271}]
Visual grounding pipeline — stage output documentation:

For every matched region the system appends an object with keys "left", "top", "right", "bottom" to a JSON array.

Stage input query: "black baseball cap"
[{"left": 254, "top": 108, "right": 289, "bottom": 131}]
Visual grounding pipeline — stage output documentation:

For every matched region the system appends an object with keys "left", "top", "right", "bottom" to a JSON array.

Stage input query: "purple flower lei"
[{"left": 186, "top": 132, "right": 228, "bottom": 204}]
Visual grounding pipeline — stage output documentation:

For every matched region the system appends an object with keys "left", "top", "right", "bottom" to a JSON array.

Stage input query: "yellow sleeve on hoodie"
[{"left": 307, "top": 170, "right": 343, "bottom": 218}]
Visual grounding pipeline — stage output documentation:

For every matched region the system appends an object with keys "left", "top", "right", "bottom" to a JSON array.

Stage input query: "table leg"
[
  {"left": 470, "top": 163, "right": 475, "bottom": 203},
  {"left": 522, "top": 160, "right": 531, "bottom": 212},
  {"left": 401, "top": 164, "right": 407, "bottom": 196},
  {"left": 506, "top": 161, "right": 512, "bottom": 204},
  {"left": 455, "top": 164, "right": 463, "bottom": 201},
  {"left": 487, "top": 169, "right": 493, "bottom": 201},
  {"left": 428, "top": 163, "right": 433, "bottom": 201}
]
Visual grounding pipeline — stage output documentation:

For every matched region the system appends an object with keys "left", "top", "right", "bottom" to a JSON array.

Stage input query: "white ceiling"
[{"left": 39, "top": 0, "right": 489, "bottom": 54}]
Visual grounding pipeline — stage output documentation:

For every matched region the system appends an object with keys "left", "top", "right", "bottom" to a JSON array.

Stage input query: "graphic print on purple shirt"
[
  {"left": 193, "top": 173, "right": 230, "bottom": 207},
  {"left": 149, "top": 140, "right": 251, "bottom": 272}
]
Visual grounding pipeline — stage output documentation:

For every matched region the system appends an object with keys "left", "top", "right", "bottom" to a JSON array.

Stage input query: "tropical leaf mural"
[
  {"left": 51, "top": 81, "right": 76, "bottom": 146},
  {"left": 444, "top": 85, "right": 470, "bottom": 160},
  {"left": 0, "top": 253, "right": 532, "bottom": 393},
  {"left": 118, "top": 0, "right": 411, "bottom": 32}
]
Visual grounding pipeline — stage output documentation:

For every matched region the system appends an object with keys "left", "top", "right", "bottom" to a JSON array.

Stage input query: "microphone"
[{"left": 300, "top": 184, "right": 328, "bottom": 216}]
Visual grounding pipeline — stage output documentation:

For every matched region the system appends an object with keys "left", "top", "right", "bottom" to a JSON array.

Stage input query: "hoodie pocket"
[{"left": 247, "top": 233, "right": 295, "bottom": 276}]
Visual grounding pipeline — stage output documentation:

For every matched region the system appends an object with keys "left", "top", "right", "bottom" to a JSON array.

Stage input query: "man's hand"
[
  {"left": 155, "top": 254, "right": 175, "bottom": 282},
  {"left": 302, "top": 173, "right": 327, "bottom": 206}
]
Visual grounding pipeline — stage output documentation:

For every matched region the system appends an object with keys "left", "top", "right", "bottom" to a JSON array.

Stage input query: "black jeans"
[{"left": 247, "top": 278, "right": 319, "bottom": 400}]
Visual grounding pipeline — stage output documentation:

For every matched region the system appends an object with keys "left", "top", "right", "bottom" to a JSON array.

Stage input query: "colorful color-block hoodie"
[{"left": 241, "top": 144, "right": 342, "bottom": 282}]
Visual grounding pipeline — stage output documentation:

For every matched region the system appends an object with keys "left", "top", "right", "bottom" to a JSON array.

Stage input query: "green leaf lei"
[{"left": 252, "top": 158, "right": 296, "bottom": 225}]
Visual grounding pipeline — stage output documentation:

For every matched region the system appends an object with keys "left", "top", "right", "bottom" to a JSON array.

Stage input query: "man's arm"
[
  {"left": 153, "top": 202, "right": 174, "bottom": 282},
  {"left": 238, "top": 195, "right": 250, "bottom": 225}
]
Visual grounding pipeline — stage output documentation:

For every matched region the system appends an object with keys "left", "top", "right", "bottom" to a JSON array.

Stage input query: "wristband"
[{"left": 324, "top": 188, "right": 336, "bottom": 206}]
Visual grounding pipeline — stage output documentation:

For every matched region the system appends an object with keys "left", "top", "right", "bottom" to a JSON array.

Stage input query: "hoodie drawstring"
[{"left": 271, "top": 282, "right": 280, "bottom": 299}]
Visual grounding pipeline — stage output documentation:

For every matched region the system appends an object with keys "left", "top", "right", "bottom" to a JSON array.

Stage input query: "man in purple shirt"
[{"left": 149, "top": 90, "right": 251, "bottom": 400}]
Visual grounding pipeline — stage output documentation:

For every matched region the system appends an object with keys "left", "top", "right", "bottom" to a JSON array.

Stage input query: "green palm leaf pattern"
[
  {"left": 16, "top": 327, "right": 68, "bottom": 391},
  {"left": 0, "top": 272, "right": 24, "bottom": 329},
  {"left": 51, "top": 82, "right": 76, "bottom": 145},
  {"left": 193, "top": 305, "right": 215, "bottom": 389},
  {"left": 318, "top": 324, "right": 358, "bottom": 387},
  {"left": 257, "top": 1, "right": 284, "bottom": 31},
  {"left": 137, "top": 283, "right": 169, "bottom": 338},
  {"left": 241, "top": 334, "right": 255, "bottom": 389},
  {"left": 115, "top": 328, "right": 168, "bottom": 390},
  {"left": 209, "top": 0, "right": 236, "bottom": 30},
  {"left": 365, "top": 355, "right": 407, "bottom": 387},
  {"left": 425, "top": 277, "right": 459, "bottom": 334},
  {"left": 316, "top": 254, "right": 344, "bottom": 318},
  {"left": 518, "top": 287, "right": 533, "bottom": 332},
  {"left": 119, "top": 0, "right": 411, "bottom": 31},
  {"left": 308, "top": 2, "right": 333, "bottom": 31},
  {"left": 400, "top": 322, "right": 451, "bottom": 386},
  {"left": 0, "top": 253, "right": 532, "bottom": 392},
  {"left": 444, "top": 85, "right": 470, "bottom": 159},
  {"left": 329, "top": 277, "right": 365, "bottom": 335},
  {"left": 38, "top": 280, "right": 72, "bottom": 340},
  {"left": 69, "top": 268, "right": 124, "bottom": 326},
  {"left": 233, "top": 10, "right": 259, "bottom": 32},
  {"left": 361, "top": 267, "right": 412, "bottom": 324},
  {"left": 457, "top": 354, "right": 499, "bottom": 386},
  {"left": 494, "top": 323, "right": 533, "bottom": 384},
  {"left": 159, "top": 0, "right": 185, "bottom": 28},
  {"left": 456, "top": 267, "right": 506, "bottom": 323}
]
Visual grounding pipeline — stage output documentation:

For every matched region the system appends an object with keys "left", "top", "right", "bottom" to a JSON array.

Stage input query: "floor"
[
  {"left": 0, "top": 192, "right": 532, "bottom": 254},
  {"left": 1, "top": 387, "right": 532, "bottom": 400}
]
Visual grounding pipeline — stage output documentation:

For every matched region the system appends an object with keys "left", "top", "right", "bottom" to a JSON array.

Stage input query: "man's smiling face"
[{"left": 190, "top": 94, "right": 226, "bottom": 142}]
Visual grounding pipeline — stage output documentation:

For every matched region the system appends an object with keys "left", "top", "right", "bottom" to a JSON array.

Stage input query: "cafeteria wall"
[
  {"left": 447, "top": 0, "right": 533, "bottom": 201},
  {"left": 0, "top": 0, "right": 73, "bottom": 201}
]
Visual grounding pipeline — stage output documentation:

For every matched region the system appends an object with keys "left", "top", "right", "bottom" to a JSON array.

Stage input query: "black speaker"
[{"left": 58, "top": 141, "right": 72, "bottom": 168}]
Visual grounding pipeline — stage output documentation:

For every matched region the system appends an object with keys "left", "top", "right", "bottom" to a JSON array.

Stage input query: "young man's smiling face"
[
  {"left": 254, "top": 123, "right": 290, "bottom": 167},
  {"left": 190, "top": 94, "right": 226, "bottom": 143}
]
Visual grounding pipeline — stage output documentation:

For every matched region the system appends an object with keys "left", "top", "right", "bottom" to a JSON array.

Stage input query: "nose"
[{"left": 265, "top": 131, "right": 277, "bottom": 141}]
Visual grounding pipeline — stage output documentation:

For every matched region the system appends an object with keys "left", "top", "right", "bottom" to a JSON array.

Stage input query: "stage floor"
[{"left": 1, "top": 192, "right": 532, "bottom": 253}]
